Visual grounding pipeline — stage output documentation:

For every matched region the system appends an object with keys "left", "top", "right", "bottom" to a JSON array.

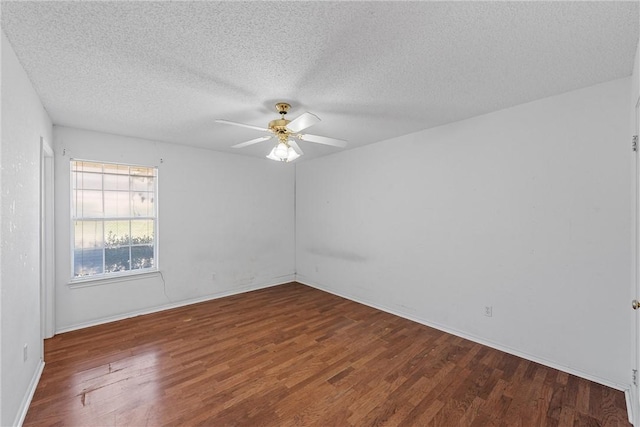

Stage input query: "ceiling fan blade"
[
  {"left": 289, "top": 139, "right": 304, "bottom": 155},
  {"left": 286, "top": 112, "right": 320, "bottom": 133},
  {"left": 215, "top": 119, "right": 269, "bottom": 133},
  {"left": 231, "top": 136, "right": 272, "bottom": 148},
  {"left": 298, "top": 133, "right": 347, "bottom": 148}
]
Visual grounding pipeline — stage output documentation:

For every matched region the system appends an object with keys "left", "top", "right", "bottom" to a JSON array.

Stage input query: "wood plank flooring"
[{"left": 25, "top": 282, "right": 630, "bottom": 426}]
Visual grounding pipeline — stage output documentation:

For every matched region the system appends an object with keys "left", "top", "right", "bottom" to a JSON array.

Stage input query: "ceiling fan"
[{"left": 216, "top": 103, "right": 347, "bottom": 162}]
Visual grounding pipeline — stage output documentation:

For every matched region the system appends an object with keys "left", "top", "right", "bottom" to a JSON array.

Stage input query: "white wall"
[
  {"left": 1, "top": 31, "right": 53, "bottom": 426},
  {"left": 296, "top": 77, "right": 632, "bottom": 388},
  {"left": 53, "top": 127, "right": 295, "bottom": 331}
]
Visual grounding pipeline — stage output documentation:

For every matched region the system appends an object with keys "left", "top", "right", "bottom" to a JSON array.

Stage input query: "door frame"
[
  {"left": 633, "top": 95, "right": 640, "bottom": 425},
  {"left": 40, "top": 137, "right": 55, "bottom": 343}
]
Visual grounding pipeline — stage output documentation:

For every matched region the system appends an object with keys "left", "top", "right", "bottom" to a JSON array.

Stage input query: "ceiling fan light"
[
  {"left": 266, "top": 146, "right": 283, "bottom": 161},
  {"left": 266, "top": 143, "right": 301, "bottom": 163},
  {"left": 274, "top": 142, "right": 289, "bottom": 159},
  {"left": 286, "top": 148, "right": 301, "bottom": 162}
]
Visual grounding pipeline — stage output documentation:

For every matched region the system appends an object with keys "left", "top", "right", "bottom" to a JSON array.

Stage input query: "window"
[{"left": 71, "top": 160, "right": 157, "bottom": 280}]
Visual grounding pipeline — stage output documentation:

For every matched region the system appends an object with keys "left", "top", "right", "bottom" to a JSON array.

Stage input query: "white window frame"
[{"left": 70, "top": 159, "right": 158, "bottom": 283}]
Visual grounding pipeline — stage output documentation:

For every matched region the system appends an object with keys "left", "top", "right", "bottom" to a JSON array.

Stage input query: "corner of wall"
[{"left": 1, "top": 28, "right": 53, "bottom": 427}]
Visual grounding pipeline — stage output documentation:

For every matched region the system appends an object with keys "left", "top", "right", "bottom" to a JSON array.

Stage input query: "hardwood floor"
[{"left": 25, "top": 282, "right": 629, "bottom": 426}]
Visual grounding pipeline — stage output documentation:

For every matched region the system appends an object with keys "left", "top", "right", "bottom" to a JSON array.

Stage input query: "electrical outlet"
[
  {"left": 484, "top": 306, "right": 493, "bottom": 317},
  {"left": 23, "top": 344, "right": 28, "bottom": 362},
  {"left": 211, "top": 273, "right": 216, "bottom": 281}
]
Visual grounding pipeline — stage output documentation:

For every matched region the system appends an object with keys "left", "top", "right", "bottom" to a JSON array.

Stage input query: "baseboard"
[
  {"left": 625, "top": 389, "right": 635, "bottom": 425},
  {"left": 56, "top": 276, "right": 295, "bottom": 334},
  {"left": 14, "top": 359, "right": 45, "bottom": 427},
  {"left": 297, "top": 277, "right": 629, "bottom": 393}
]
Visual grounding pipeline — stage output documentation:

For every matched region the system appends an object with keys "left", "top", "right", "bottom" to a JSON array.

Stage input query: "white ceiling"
[{"left": 1, "top": 1, "right": 638, "bottom": 161}]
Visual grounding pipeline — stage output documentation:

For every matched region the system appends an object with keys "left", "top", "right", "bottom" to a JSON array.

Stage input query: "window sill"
[{"left": 68, "top": 270, "right": 161, "bottom": 288}]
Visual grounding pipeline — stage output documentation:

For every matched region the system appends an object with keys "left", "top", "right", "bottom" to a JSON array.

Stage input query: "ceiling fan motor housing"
[{"left": 269, "top": 118, "right": 291, "bottom": 135}]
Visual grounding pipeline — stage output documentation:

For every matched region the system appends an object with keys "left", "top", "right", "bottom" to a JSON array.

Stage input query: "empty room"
[{"left": 1, "top": 1, "right": 640, "bottom": 426}]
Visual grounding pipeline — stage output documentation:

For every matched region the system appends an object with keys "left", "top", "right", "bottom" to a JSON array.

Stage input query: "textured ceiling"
[{"left": 1, "top": 1, "right": 638, "bottom": 161}]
